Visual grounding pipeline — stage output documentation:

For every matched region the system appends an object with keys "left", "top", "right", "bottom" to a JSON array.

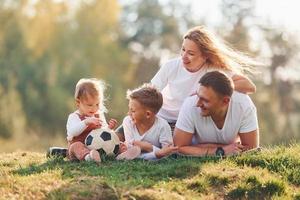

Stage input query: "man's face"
[{"left": 196, "top": 85, "right": 225, "bottom": 117}]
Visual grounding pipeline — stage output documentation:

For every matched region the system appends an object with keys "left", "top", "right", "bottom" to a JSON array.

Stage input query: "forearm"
[
  {"left": 194, "top": 143, "right": 226, "bottom": 148},
  {"left": 141, "top": 144, "right": 154, "bottom": 152},
  {"left": 233, "top": 79, "right": 256, "bottom": 94},
  {"left": 178, "top": 145, "right": 217, "bottom": 156},
  {"left": 133, "top": 141, "right": 153, "bottom": 152}
]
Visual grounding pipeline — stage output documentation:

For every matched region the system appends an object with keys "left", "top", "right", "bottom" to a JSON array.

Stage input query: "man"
[{"left": 173, "top": 71, "right": 259, "bottom": 156}]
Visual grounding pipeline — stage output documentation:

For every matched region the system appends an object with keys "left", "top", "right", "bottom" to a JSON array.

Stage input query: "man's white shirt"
[
  {"left": 151, "top": 57, "right": 234, "bottom": 123},
  {"left": 176, "top": 92, "right": 258, "bottom": 144}
]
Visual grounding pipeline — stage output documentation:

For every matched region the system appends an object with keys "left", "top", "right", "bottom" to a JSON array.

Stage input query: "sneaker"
[
  {"left": 116, "top": 146, "right": 141, "bottom": 160},
  {"left": 89, "top": 149, "right": 101, "bottom": 163},
  {"left": 47, "top": 147, "right": 67, "bottom": 158}
]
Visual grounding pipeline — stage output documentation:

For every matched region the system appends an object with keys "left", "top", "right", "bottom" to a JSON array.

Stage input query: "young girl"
[{"left": 67, "top": 78, "right": 117, "bottom": 163}]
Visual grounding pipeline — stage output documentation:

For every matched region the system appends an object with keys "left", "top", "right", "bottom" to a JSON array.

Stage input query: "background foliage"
[{"left": 0, "top": 0, "right": 299, "bottom": 151}]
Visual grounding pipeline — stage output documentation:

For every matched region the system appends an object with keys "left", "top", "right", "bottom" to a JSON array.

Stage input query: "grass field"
[{"left": 1, "top": 144, "right": 300, "bottom": 199}]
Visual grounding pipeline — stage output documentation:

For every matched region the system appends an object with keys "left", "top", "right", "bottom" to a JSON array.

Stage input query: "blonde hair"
[
  {"left": 126, "top": 83, "right": 163, "bottom": 114},
  {"left": 184, "top": 26, "right": 258, "bottom": 74},
  {"left": 74, "top": 78, "right": 107, "bottom": 112}
]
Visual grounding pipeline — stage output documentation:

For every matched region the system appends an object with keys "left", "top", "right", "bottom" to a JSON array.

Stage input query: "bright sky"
[{"left": 189, "top": 0, "right": 300, "bottom": 31}]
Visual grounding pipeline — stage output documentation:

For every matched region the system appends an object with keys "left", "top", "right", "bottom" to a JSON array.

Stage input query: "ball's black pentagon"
[
  {"left": 85, "top": 135, "right": 94, "bottom": 146},
  {"left": 113, "top": 144, "right": 120, "bottom": 155},
  {"left": 100, "top": 131, "right": 111, "bottom": 141}
]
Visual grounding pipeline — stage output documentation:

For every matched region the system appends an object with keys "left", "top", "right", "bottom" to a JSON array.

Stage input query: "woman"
[{"left": 150, "top": 26, "right": 256, "bottom": 130}]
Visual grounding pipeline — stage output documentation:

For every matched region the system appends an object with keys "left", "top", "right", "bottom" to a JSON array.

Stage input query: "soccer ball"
[{"left": 85, "top": 128, "right": 120, "bottom": 156}]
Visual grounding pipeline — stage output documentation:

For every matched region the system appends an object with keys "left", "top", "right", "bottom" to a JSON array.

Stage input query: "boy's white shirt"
[
  {"left": 176, "top": 92, "right": 258, "bottom": 144},
  {"left": 123, "top": 115, "right": 173, "bottom": 160},
  {"left": 151, "top": 57, "right": 234, "bottom": 123},
  {"left": 66, "top": 110, "right": 108, "bottom": 141}
]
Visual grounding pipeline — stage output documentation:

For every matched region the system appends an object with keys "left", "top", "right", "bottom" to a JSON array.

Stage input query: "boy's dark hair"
[
  {"left": 127, "top": 84, "right": 163, "bottom": 114},
  {"left": 199, "top": 71, "right": 233, "bottom": 97}
]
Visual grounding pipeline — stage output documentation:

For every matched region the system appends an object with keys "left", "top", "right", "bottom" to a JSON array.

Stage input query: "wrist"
[{"left": 215, "top": 147, "right": 225, "bottom": 156}]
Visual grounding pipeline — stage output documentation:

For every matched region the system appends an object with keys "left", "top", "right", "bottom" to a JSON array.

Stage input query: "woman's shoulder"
[{"left": 162, "top": 57, "right": 182, "bottom": 68}]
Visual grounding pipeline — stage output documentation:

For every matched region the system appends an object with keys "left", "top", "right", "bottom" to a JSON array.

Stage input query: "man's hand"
[
  {"left": 155, "top": 145, "right": 178, "bottom": 159},
  {"left": 223, "top": 142, "right": 244, "bottom": 156},
  {"left": 133, "top": 141, "right": 153, "bottom": 152}
]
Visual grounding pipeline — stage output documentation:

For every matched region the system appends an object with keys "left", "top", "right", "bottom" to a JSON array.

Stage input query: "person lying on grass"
[
  {"left": 116, "top": 84, "right": 178, "bottom": 161},
  {"left": 174, "top": 71, "right": 259, "bottom": 157}
]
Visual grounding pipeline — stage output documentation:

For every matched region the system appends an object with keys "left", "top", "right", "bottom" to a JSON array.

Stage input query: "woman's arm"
[{"left": 232, "top": 74, "right": 256, "bottom": 94}]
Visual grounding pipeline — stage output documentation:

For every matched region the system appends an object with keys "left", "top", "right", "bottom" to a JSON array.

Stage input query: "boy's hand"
[
  {"left": 108, "top": 119, "right": 118, "bottom": 130},
  {"left": 119, "top": 142, "right": 127, "bottom": 153},
  {"left": 84, "top": 117, "right": 102, "bottom": 128},
  {"left": 155, "top": 145, "right": 178, "bottom": 159},
  {"left": 133, "top": 141, "right": 153, "bottom": 152}
]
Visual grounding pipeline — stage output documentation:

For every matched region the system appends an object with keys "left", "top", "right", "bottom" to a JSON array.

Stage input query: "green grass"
[{"left": 1, "top": 144, "right": 300, "bottom": 199}]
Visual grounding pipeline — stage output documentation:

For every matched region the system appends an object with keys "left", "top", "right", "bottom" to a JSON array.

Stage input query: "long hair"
[{"left": 184, "top": 26, "right": 259, "bottom": 74}]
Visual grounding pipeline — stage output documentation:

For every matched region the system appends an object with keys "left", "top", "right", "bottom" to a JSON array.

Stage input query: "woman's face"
[{"left": 180, "top": 38, "right": 207, "bottom": 73}]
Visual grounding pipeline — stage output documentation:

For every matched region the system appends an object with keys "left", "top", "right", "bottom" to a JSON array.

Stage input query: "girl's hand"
[
  {"left": 84, "top": 117, "right": 102, "bottom": 128},
  {"left": 108, "top": 119, "right": 118, "bottom": 130}
]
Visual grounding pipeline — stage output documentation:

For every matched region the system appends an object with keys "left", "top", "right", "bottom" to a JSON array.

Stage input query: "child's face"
[
  {"left": 76, "top": 95, "right": 100, "bottom": 117},
  {"left": 128, "top": 99, "right": 149, "bottom": 125}
]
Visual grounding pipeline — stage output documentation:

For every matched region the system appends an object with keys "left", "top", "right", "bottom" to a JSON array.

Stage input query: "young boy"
[{"left": 116, "top": 84, "right": 178, "bottom": 160}]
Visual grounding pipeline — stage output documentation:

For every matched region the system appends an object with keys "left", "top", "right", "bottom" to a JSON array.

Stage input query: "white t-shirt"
[
  {"left": 66, "top": 110, "right": 108, "bottom": 141},
  {"left": 176, "top": 92, "right": 258, "bottom": 144},
  {"left": 123, "top": 115, "right": 173, "bottom": 160},
  {"left": 151, "top": 57, "right": 234, "bottom": 122}
]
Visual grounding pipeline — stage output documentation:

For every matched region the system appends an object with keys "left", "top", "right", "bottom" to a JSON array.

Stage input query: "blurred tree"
[
  {"left": 0, "top": 0, "right": 132, "bottom": 140},
  {"left": 219, "top": 0, "right": 300, "bottom": 144},
  {"left": 120, "top": 0, "right": 194, "bottom": 86},
  {"left": 0, "top": 5, "right": 28, "bottom": 138},
  {"left": 260, "top": 28, "right": 300, "bottom": 141}
]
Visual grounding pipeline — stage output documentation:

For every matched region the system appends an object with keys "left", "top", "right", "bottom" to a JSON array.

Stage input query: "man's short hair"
[
  {"left": 199, "top": 71, "right": 234, "bottom": 97},
  {"left": 127, "top": 83, "right": 163, "bottom": 114}
]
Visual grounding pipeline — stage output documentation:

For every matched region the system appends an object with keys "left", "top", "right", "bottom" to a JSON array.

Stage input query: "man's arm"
[
  {"left": 174, "top": 127, "right": 217, "bottom": 156},
  {"left": 174, "top": 127, "right": 244, "bottom": 156},
  {"left": 239, "top": 129, "right": 259, "bottom": 151}
]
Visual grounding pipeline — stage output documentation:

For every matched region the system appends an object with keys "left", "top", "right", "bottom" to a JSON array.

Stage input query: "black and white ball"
[{"left": 85, "top": 128, "right": 120, "bottom": 156}]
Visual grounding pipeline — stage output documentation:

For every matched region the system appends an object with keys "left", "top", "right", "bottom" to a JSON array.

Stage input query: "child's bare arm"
[
  {"left": 108, "top": 119, "right": 118, "bottom": 130},
  {"left": 155, "top": 145, "right": 178, "bottom": 159},
  {"left": 84, "top": 117, "right": 102, "bottom": 127},
  {"left": 133, "top": 141, "right": 153, "bottom": 152}
]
